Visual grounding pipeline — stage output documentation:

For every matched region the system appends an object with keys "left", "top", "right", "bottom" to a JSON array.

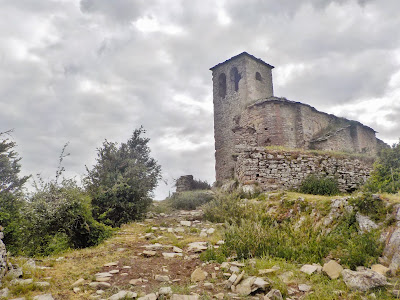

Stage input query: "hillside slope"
[{"left": 1, "top": 191, "right": 400, "bottom": 299}]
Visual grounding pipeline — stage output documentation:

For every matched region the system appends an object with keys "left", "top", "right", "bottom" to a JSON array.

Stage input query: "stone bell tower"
[{"left": 210, "top": 52, "right": 274, "bottom": 181}]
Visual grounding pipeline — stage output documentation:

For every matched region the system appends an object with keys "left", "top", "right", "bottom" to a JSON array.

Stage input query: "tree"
[
  {"left": 0, "top": 131, "right": 30, "bottom": 252},
  {"left": 85, "top": 127, "right": 161, "bottom": 227},
  {"left": 364, "top": 142, "right": 400, "bottom": 193},
  {"left": 0, "top": 131, "right": 29, "bottom": 195}
]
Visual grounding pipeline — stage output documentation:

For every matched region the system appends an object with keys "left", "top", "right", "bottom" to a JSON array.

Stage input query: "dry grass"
[{"left": 4, "top": 217, "right": 224, "bottom": 300}]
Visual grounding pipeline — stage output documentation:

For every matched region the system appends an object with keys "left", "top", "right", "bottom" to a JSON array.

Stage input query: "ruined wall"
[
  {"left": 0, "top": 226, "right": 7, "bottom": 281},
  {"left": 235, "top": 147, "right": 373, "bottom": 192},
  {"left": 310, "top": 126, "right": 356, "bottom": 153},
  {"left": 175, "top": 175, "right": 195, "bottom": 193},
  {"left": 235, "top": 98, "right": 379, "bottom": 156},
  {"left": 355, "top": 125, "right": 379, "bottom": 154}
]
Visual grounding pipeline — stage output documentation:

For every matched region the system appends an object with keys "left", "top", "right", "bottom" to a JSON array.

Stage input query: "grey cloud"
[
  {"left": 80, "top": 0, "right": 144, "bottom": 23},
  {"left": 276, "top": 50, "right": 397, "bottom": 108},
  {"left": 1, "top": 0, "right": 400, "bottom": 198}
]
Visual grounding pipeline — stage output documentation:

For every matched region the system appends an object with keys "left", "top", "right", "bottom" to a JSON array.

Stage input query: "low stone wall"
[
  {"left": 235, "top": 147, "right": 374, "bottom": 192},
  {"left": 0, "top": 226, "right": 7, "bottom": 281}
]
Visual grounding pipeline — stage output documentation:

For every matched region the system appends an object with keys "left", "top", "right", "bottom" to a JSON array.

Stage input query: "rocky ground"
[{"left": 1, "top": 198, "right": 400, "bottom": 300}]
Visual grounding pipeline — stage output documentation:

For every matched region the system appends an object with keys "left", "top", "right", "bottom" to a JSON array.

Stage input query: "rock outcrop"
[
  {"left": 342, "top": 269, "right": 388, "bottom": 291},
  {"left": 0, "top": 226, "right": 7, "bottom": 281}
]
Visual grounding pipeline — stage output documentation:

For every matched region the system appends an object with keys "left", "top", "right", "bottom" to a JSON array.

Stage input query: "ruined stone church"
[{"left": 210, "top": 52, "right": 386, "bottom": 191}]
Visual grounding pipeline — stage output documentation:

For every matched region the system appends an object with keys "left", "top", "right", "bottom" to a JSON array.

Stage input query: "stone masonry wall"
[
  {"left": 175, "top": 175, "right": 195, "bottom": 193},
  {"left": 0, "top": 226, "right": 7, "bottom": 281},
  {"left": 235, "top": 98, "right": 379, "bottom": 155},
  {"left": 235, "top": 147, "right": 374, "bottom": 192}
]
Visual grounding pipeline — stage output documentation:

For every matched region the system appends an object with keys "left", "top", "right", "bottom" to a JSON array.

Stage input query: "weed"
[
  {"left": 199, "top": 247, "right": 226, "bottom": 263},
  {"left": 222, "top": 208, "right": 383, "bottom": 270}
]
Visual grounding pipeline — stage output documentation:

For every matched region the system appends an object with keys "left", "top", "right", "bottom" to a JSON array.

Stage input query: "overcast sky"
[{"left": 1, "top": 0, "right": 400, "bottom": 199}]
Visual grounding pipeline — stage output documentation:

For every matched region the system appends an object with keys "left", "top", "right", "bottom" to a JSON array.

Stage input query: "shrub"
[
  {"left": 168, "top": 190, "right": 214, "bottom": 210},
  {"left": 299, "top": 175, "right": 339, "bottom": 196},
  {"left": 85, "top": 127, "right": 161, "bottom": 227},
  {"left": 364, "top": 141, "right": 400, "bottom": 193},
  {"left": 326, "top": 211, "right": 383, "bottom": 269},
  {"left": 22, "top": 178, "right": 113, "bottom": 256},
  {"left": 191, "top": 179, "right": 211, "bottom": 190},
  {"left": 348, "top": 193, "right": 392, "bottom": 222}
]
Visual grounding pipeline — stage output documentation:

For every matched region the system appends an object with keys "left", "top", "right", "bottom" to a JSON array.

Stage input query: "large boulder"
[
  {"left": 342, "top": 269, "right": 388, "bottom": 291},
  {"left": 381, "top": 204, "right": 400, "bottom": 273},
  {"left": 356, "top": 213, "right": 378, "bottom": 233}
]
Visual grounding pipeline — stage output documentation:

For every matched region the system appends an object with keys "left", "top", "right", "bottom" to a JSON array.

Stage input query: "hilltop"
[{"left": 1, "top": 190, "right": 400, "bottom": 299}]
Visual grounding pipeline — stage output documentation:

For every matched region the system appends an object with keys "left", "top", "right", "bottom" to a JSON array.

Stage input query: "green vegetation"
[
  {"left": 190, "top": 178, "right": 211, "bottom": 190},
  {"left": 204, "top": 192, "right": 384, "bottom": 270},
  {"left": 203, "top": 192, "right": 244, "bottom": 224},
  {"left": 0, "top": 127, "right": 161, "bottom": 257},
  {"left": 85, "top": 127, "right": 162, "bottom": 227},
  {"left": 0, "top": 130, "right": 30, "bottom": 253},
  {"left": 364, "top": 141, "right": 400, "bottom": 193},
  {"left": 22, "top": 177, "right": 113, "bottom": 256},
  {"left": 299, "top": 174, "right": 340, "bottom": 196},
  {"left": 168, "top": 190, "right": 214, "bottom": 210},
  {"left": 349, "top": 193, "right": 393, "bottom": 222}
]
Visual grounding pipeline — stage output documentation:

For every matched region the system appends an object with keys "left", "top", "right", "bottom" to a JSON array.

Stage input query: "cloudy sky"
[{"left": 1, "top": 0, "right": 400, "bottom": 199}]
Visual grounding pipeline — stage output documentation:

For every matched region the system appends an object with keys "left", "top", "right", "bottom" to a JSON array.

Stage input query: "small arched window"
[
  {"left": 218, "top": 73, "right": 226, "bottom": 98},
  {"left": 255, "top": 72, "right": 262, "bottom": 81},
  {"left": 230, "top": 67, "right": 241, "bottom": 92}
]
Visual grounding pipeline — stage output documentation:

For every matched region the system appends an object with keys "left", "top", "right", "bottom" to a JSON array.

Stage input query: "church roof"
[{"left": 209, "top": 52, "right": 275, "bottom": 71}]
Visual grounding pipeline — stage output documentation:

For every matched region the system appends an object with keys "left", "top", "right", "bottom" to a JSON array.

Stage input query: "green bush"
[
  {"left": 299, "top": 175, "right": 339, "bottom": 196},
  {"left": 168, "top": 190, "right": 214, "bottom": 210},
  {"left": 191, "top": 179, "right": 211, "bottom": 190},
  {"left": 92, "top": 180, "right": 153, "bottom": 227},
  {"left": 364, "top": 141, "right": 400, "bottom": 193},
  {"left": 326, "top": 211, "right": 383, "bottom": 269},
  {"left": 348, "top": 193, "right": 392, "bottom": 222},
  {"left": 22, "top": 178, "right": 113, "bottom": 256}
]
